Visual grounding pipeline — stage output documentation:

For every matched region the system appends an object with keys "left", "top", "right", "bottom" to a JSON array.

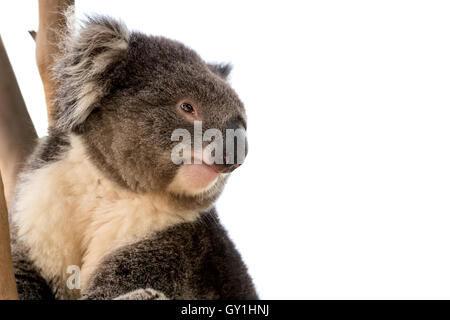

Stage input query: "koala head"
[{"left": 52, "top": 16, "right": 248, "bottom": 213}]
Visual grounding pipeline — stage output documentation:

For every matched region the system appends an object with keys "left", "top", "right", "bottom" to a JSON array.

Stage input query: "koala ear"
[
  {"left": 53, "top": 12, "right": 130, "bottom": 131},
  {"left": 207, "top": 63, "right": 232, "bottom": 80}
]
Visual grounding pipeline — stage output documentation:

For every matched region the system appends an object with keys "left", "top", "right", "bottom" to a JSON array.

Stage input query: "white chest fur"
[{"left": 13, "top": 135, "right": 198, "bottom": 294}]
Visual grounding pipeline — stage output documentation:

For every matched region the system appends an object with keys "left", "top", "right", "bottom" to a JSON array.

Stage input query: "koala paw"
[{"left": 114, "top": 288, "right": 169, "bottom": 300}]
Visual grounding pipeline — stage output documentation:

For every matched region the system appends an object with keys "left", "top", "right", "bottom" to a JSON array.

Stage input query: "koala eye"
[{"left": 180, "top": 103, "right": 195, "bottom": 114}]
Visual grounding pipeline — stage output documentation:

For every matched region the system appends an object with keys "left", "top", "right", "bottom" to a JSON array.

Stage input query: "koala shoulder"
[{"left": 82, "top": 210, "right": 258, "bottom": 300}]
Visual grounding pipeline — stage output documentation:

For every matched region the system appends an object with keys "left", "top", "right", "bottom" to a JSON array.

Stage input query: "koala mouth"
[
  {"left": 167, "top": 150, "right": 242, "bottom": 196},
  {"left": 206, "top": 162, "right": 241, "bottom": 174},
  {"left": 195, "top": 156, "right": 241, "bottom": 174},
  {"left": 176, "top": 163, "right": 219, "bottom": 193}
]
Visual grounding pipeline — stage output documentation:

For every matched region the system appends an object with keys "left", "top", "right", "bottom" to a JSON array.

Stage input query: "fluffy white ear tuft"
[{"left": 53, "top": 8, "right": 130, "bottom": 131}]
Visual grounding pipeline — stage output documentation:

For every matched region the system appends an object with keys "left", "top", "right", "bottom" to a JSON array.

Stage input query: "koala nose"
[{"left": 211, "top": 119, "right": 248, "bottom": 174}]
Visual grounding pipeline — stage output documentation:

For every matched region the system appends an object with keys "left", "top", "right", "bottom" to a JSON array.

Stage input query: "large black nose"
[{"left": 212, "top": 119, "right": 248, "bottom": 174}]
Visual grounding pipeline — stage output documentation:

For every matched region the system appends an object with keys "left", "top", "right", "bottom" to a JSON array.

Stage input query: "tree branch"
[
  {"left": 0, "top": 171, "right": 18, "bottom": 300},
  {"left": 0, "top": 36, "right": 37, "bottom": 206},
  {"left": 0, "top": 0, "right": 74, "bottom": 300},
  {"left": 36, "top": 0, "right": 74, "bottom": 125},
  {"left": 0, "top": 34, "right": 36, "bottom": 301}
]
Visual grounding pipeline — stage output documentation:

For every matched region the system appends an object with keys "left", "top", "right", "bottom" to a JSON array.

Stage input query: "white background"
[{"left": 1, "top": 1, "right": 450, "bottom": 299}]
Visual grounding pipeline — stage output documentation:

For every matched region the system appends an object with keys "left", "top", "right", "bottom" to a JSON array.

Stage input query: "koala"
[{"left": 9, "top": 14, "right": 257, "bottom": 300}]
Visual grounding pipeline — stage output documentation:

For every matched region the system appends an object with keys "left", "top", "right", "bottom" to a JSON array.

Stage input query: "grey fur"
[
  {"left": 53, "top": 15, "right": 130, "bottom": 131},
  {"left": 11, "top": 238, "right": 54, "bottom": 300},
  {"left": 54, "top": 14, "right": 246, "bottom": 208},
  {"left": 207, "top": 63, "right": 233, "bottom": 79},
  {"left": 82, "top": 210, "right": 257, "bottom": 300},
  {"left": 11, "top": 13, "right": 257, "bottom": 300}
]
